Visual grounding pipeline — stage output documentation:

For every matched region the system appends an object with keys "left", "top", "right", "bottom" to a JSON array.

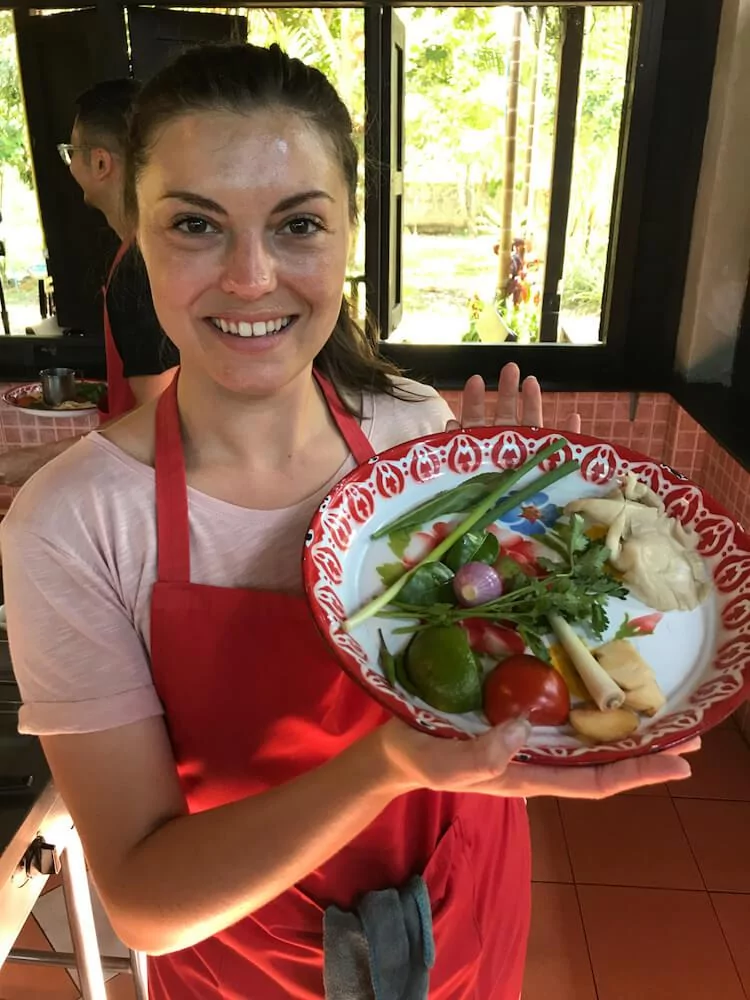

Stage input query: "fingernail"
[{"left": 500, "top": 718, "right": 532, "bottom": 749}]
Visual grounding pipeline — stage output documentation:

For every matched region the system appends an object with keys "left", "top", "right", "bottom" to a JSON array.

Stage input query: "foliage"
[
  {"left": 561, "top": 247, "right": 607, "bottom": 315},
  {"left": 499, "top": 295, "right": 540, "bottom": 344},
  {"left": 0, "top": 14, "right": 32, "bottom": 187}
]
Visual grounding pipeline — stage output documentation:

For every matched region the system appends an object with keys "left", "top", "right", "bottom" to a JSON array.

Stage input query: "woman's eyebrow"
[
  {"left": 159, "top": 189, "right": 334, "bottom": 214},
  {"left": 161, "top": 191, "right": 228, "bottom": 214},
  {"left": 272, "top": 190, "right": 334, "bottom": 213}
]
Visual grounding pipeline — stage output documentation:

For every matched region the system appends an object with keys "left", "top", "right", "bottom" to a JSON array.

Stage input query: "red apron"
[
  {"left": 101, "top": 240, "right": 137, "bottom": 420},
  {"left": 147, "top": 372, "right": 531, "bottom": 1000}
]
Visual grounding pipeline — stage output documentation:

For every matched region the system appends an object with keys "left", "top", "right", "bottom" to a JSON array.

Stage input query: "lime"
[{"left": 406, "top": 625, "right": 483, "bottom": 714}]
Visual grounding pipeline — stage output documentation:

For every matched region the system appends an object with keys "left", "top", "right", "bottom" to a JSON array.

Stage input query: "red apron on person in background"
[
  {"left": 147, "top": 371, "right": 531, "bottom": 1000},
  {"left": 100, "top": 241, "right": 136, "bottom": 421}
]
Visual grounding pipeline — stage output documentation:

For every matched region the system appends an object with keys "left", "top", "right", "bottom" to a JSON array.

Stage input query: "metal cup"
[{"left": 40, "top": 367, "right": 76, "bottom": 407}]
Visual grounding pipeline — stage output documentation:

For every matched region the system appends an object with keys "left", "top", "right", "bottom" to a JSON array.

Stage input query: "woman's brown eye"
[
  {"left": 176, "top": 217, "right": 213, "bottom": 235},
  {"left": 286, "top": 218, "right": 320, "bottom": 236}
]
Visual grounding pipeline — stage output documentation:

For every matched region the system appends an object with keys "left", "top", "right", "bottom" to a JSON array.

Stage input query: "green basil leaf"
[
  {"left": 399, "top": 563, "right": 455, "bottom": 606},
  {"left": 444, "top": 530, "right": 484, "bottom": 572},
  {"left": 473, "top": 532, "right": 500, "bottom": 565}
]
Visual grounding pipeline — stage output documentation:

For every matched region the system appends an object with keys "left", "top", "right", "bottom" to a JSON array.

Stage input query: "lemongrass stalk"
[{"left": 548, "top": 614, "right": 625, "bottom": 711}]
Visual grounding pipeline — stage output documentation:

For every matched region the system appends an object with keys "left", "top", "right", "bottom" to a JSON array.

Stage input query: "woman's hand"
[
  {"left": 447, "top": 362, "right": 582, "bottom": 433},
  {"left": 377, "top": 717, "right": 698, "bottom": 801}
]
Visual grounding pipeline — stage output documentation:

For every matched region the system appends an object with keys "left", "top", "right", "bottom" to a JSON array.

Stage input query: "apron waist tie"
[{"left": 323, "top": 876, "right": 435, "bottom": 1000}]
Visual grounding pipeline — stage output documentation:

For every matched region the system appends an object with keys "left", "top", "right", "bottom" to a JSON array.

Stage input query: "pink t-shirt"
[{"left": 1, "top": 379, "right": 453, "bottom": 736}]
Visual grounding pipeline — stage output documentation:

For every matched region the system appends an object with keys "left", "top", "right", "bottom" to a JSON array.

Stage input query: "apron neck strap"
[
  {"left": 154, "top": 369, "right": 376, "bottom": 584},
  {"left": 312, "top": 368, "right": 375, "bottom": 467},
  {"left": 155, "top": 372, "right": 190, "bottom": 582}
]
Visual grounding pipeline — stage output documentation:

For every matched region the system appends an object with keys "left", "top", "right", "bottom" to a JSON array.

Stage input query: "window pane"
[
  {"left": 390, "top": 4, "right": 634, "bottom": 347},
  {"left": 0, "top": 12, "right": 48, "bottom": 335},
  {"left": 558, "top": 5, "right": 633, "bottom": 346}
]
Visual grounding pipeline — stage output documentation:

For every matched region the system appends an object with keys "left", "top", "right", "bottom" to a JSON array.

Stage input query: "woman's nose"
[{"left": 219, "top": 234, "right": 277, "bottom": 298}]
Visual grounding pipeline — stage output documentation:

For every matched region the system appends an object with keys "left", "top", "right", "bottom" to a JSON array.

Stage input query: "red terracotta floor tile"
[
  {"left": 0, "top": 914, "right": 79, "bottom": 999},
  {"left": 710, "top": 892, "right": 750, "bottom": 995},
  {"left": 106, "top": 973, "right": 137, "bottom": 999},
  {"left": 559, "top": 797, "right": 702, "bottom": 889},
  {"left": 578, "top": 885, "right": 744, "bottom": 1000},
  {"left": 521, "top": 883, "right": 596, "bottom": 1000},
  {"left": 670, "top": 728, "right": 750, "bottom": 800},
  {"left": 675, "top": 799, "right": 750, "bottom": 891},
  {"left": 526, "top": 797, "right": 573, "bottom": 883}
]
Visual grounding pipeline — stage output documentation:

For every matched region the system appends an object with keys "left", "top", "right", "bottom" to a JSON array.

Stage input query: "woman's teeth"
[{"left": 210, "top": 316, "right": 292, "bottom": 338}]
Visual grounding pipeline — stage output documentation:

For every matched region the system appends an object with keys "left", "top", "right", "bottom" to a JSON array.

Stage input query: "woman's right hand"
[{"left": 376, "top": 717, "right": 697, "bottom": 801}]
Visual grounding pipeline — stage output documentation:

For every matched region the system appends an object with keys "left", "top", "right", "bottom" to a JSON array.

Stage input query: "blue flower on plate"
[{"left": 499, "top": 491, "right": 561, "bottom": 536}]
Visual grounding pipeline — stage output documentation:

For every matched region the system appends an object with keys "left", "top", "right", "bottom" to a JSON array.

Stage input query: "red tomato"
[{"left": 484, "top": 654, "right": 570, "bottom": 726}]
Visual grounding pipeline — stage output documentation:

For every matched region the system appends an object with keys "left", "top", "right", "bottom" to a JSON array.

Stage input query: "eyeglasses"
[{"left": 57, "top": 143, "right": 90, "bottom": 166}]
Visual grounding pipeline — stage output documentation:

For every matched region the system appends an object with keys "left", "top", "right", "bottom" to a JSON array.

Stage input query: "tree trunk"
[
  {"left": 498, "top": 8, "right": 523, "bottom": 291},
  {"left": 522, "top": 12, "right": 545, "bottom": 233}
]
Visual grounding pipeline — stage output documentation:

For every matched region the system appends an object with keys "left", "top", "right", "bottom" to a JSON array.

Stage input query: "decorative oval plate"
[
  {"left": 2, "top": 381, "right": 105, "bottom": 418},
  {"left": 303, "top": 427, "right": 750, "bottom": 765}
]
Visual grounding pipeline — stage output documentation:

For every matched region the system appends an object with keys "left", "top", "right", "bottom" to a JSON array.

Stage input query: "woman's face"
[{"left": 136, "top": 107, "right": 351, "bottom": 397}]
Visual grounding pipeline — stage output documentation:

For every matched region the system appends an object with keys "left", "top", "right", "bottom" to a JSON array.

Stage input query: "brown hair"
[{"left": 125, "top": 42, "right": 405, "bottom": 404}]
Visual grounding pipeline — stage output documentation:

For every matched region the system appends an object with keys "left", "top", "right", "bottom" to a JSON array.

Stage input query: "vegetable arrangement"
[{"left": 343, "top": 439, "right": 703, "bottom": 745}]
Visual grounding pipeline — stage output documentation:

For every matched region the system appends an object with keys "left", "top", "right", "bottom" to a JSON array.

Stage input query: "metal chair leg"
[
  {"left": 61, "top": 830, "right": 107, "bottom": 1000},
  {"left": 129, "top": 948, "right": 149, "bottom": 1000}
]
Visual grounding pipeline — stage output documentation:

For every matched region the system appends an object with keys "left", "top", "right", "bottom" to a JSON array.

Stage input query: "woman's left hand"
[{"left": 447, "top": 362, "right": 581, "bottom": 433}]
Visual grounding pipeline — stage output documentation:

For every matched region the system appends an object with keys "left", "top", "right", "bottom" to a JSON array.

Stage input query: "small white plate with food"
[
  {"left": 303, "top": 427, "right": 750, "bottom": 765},
  {"left": 2, "top": 381, "right": 106, "bottom": 417}
]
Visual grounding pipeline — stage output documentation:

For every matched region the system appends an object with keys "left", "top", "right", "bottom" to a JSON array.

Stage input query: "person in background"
[
  {"left": 1, "top": 43, "right": 695, "bottom": 1000},
  {"left": 0, "top": 79, "right": 178, "bottom": 488}
]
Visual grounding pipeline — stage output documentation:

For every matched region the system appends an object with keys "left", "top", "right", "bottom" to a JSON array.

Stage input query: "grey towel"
[{"left": 323, "top": 875, "right": 435, "bottom": 1000}]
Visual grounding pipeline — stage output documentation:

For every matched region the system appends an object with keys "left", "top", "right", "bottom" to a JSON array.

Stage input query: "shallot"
[{"left": 453, "top": 562, "right": 503, "bottom": 607}]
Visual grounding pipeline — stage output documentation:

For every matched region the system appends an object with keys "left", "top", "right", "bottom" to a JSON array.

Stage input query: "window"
[
  {"left": 365, "top": 1, "right": 670, "bottom": 387},
  {"left": 388, "top": 6, "right": 632, "bottom": 350}
]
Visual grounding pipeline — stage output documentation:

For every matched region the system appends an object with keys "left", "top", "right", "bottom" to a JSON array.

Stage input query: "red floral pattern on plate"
[
  {"left": 490, "top": 431, "right": 528, "bottom": 470},
  {"left": 446, "top": 433, "right": 483, "bottom": 475},
  {"left": 374, "top": 462, "right": 405, "bottom": 499}
]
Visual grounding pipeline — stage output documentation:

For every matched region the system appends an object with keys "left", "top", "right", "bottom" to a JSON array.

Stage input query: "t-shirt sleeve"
[
  {"left": 1, "top": 508, "right": 163, "bottom": 736},
  {"left": 370, "top": 378, "right": 456, "bottom": 451},
  {"left": 105, "top": 248, "right": 180, "bottom": 379}
]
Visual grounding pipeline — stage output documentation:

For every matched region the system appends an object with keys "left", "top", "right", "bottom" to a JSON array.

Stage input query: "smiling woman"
[
  {"left": 134, "top": 107, "right": 351, "bottom": 397},
  {"left": 0, "top": 40, "right": 693, "bottom": 1000}
]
